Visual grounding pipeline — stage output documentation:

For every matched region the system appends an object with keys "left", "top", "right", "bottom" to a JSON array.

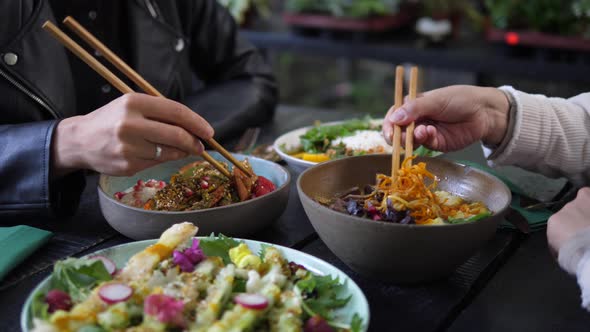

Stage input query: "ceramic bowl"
[
  {"left": 297, "top": 155, "right": 511, "bottom": 283},
  {"left": 273, "top": 119, "right": 385, "bottom": 173},
  {"left": 99, "top": 152, "right": 290, "bottom": 240},
  {"left": 21, "top": 238, "right": 370, "bottom": 331}
]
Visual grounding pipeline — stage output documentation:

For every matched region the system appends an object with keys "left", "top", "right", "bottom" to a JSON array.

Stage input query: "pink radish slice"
[
  {"left": 234, "top": 293, "right": 269, "bottom": 310},
  {"left": 91, "top": 255, "right": 117, "bottom": 275},
  {"left": 99, "top": 283, "right": 133, "bottom": 304}
]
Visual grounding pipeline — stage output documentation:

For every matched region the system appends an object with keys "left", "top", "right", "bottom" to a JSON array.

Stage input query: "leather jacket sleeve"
[
  {"left": 183, "top": 0, "right": 278, "bottom": 142},
  {"left": 0, "top": 121, "right": 85, "bottom": 218}
]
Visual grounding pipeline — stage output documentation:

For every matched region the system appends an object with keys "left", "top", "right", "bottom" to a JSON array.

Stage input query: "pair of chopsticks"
[
  {"left": 42, "top": 17, "right": 253, "bottom": 179},
  {"left": 391, "top": 65, "right": 419, "bottom": 182}
]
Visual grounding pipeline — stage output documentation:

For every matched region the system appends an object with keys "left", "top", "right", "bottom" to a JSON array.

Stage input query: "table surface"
[{"left": 3, "top": 105, "right": 590, "bottom": 332}]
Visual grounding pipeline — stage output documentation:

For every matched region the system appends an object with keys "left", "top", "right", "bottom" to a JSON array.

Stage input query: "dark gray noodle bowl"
[{"left": 297, "top": 155, "right": 511, "bottom": 283}]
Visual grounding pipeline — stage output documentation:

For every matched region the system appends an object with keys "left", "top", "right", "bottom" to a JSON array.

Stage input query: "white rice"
[{"left": 332, "top": 130, "right": 392, "bottom": 153}]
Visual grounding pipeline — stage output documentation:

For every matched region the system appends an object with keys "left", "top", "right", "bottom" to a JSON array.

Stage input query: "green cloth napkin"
[
  {"left": 0, "top": 225, "right": 53, "bottom": 281},
  {"left": 456, "top": 160, "right": 554, "bottom": 232}
]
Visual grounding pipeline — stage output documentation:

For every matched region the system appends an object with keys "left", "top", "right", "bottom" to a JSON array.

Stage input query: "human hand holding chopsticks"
[
  {"left": 383, "top": 85, "right": 511, "bottom": 152},
  {"left": 52, "top": 93, "right": 214, "bottom": 177},
  {"left": 45, "top": 17, "right": 252, "bottom": 178}
]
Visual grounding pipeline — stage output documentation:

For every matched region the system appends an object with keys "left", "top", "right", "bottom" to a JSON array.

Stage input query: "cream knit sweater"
[
  {"left": 484, "top": 86, "right": 590, "bottom": 186},
  {"left": 486, "top": 86, "right": 590, "bottom": 310}
]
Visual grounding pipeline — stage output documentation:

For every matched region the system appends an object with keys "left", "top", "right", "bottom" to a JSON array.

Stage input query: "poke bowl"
[
  {"left": 297, "top": 154, "right": 511, "bottom": 283},
  {"left": 98, "top": 152, "right": 290, "bottom": 240},
  {"left": 273, "top": 117, "right": 393, "bottom": 173}
]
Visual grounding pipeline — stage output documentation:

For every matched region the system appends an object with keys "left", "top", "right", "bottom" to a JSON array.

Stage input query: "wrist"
[
  {"left": 481, "top": 87, "right": 510, "bottom": 146},
  {"left": 51, "top": 116, "right": 85, "bottom": 177}
]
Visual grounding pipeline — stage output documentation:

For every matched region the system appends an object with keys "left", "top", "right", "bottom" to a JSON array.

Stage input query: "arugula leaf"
[
  {"left": 414, "top": 145, "right": 443, "bottom": 158},
  {"left": 448, "top": 211, "right": 492, "bottom": 224},
  {"left": 350, "top": 313, "right": 363, "bottom": 332},
  {"left": 31, "top": 290, "right": 50, "bottom": 320},
  {"left": 51, "top": 258, "right": 112, "bottom": 303},
  {"left": 199, "top": 234, "right": 242, "bottom": 265},
  {"left": 296, "top": 274, "right": 351, "bottom": 320}
]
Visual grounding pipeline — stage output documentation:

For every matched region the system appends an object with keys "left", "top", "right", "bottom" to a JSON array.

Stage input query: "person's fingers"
[
  {"left": 424, "top": 125, "right": 440, "bottom": 149},
  {"left": 413, "top": 124, "right": 428, "bottom": 145},
  {"left": 403, "top": 92, "right": 425, "bottom": 103},
  {"left": 122, "top": 93, "right": 215, "bottom": 140},
  {"left": 130, "top": 141, "right": 189, "bottom": 161},
  {"left": 138, "top": 119, "right": 204, "bottom": 155}
]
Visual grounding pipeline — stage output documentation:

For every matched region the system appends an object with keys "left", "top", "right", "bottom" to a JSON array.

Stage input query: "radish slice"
[
  {"left": 234, "top": 293, "right": 268, "bottom": 310},
  {"left": 99, "top": 283, "right": 133, "bottom": 304},
  {"left": 91, "top": 255, "right": 117, "bottom": 275}
]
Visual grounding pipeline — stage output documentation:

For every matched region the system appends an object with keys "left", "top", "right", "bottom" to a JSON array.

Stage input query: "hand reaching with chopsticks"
[
  {"left": 51, "top": 93, "right": 214, "bottom": 177},
  {"left": 383, "top": 85, "right": 511, "bottom": 152}
]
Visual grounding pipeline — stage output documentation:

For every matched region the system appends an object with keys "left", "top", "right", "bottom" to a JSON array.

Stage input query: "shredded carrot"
[{"left": 372, "top": 156, "right": 486, "bottom": 224}]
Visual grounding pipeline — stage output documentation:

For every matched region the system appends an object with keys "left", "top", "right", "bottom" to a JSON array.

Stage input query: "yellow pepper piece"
[
  {"left": 229, "top": 243, "right": 261, "bottom": 270},
  {"left": 290, "top": 152, "right": 305, "bottom": 159},
  {"left": 301, "top": 153, "right": 330, "bottom": 162}
]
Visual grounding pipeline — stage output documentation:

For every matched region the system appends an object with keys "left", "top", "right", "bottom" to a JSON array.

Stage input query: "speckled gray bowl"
[
  {"left": 99, "top": 152, "right": 290, "bottom": 240},
  {"left": 297, "top": 155, "right": 511, "bottom": 283}
]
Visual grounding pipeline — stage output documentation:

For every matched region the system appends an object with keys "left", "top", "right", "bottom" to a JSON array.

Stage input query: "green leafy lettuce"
[
  {"left": 299, "top": 116, "right": 376, "bottom": 154},
  {"left": 199, "top": 234, "right": 242, "bottom": 265},
  {"left": 296, "top": 274, "right": 352, "bottom": 320},
  {"left": 448, "top": 211, "right": 493, "bottom": 224},
  {"left": 52, "top": 258, "right": 112, "bottom": 303},
  {"left": 32, "top": 257, "right": 113, "bottom": 320},
  {"left": 413, "top": 145, "right": 443, "bottom": 158}
]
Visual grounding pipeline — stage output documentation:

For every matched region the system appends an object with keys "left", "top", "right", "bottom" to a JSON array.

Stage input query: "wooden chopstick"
[
  {"left": 61, "top": 16, "right": 254, "bottom": 178},
  {"left": 62, "top": 16, "right": 254, "bottom": 178},
  {"left": 405, "top": 66, "right": 419, "bottom": 166},
  {"left": 42, "top": 20, "right": 233, "bottom": 178},
  {"left": 391, "top": 66, "right": 404, "bottom": 182}
]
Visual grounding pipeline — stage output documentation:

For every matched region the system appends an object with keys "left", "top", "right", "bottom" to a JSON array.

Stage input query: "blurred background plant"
[
  {"left": 215, "top": 0, "right": 590, "bottom": 116},
  {"left": 284, "top": 0, "right": 402, "bottom": 18},
  {"left": 485, "top": 0, "right": 590, "bottom": 37},
  {"left": 217, "top": 0, "right": 272, "bottom": 25}
]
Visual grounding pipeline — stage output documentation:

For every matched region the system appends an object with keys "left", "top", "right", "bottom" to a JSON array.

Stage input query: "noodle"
[{"left": 325, "top": 157, "right": 491, "bottom": 225}]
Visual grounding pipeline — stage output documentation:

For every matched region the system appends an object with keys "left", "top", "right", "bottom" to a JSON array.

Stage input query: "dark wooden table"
[{"left": 3, "top": 106, "right": 590, "bottom": 332}]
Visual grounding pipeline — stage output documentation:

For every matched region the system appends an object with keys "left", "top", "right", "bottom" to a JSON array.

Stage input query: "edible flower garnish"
[
  {"left": 172, "top": 239, "right": 206, "bottom": 272},
  {"left": 144, "top": 294, "right": 185, "bottom": 327}
]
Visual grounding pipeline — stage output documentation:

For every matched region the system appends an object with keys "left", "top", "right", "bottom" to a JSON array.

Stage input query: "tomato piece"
[{"left": 252, "top": 176, "right": 276, "bottom": 198}]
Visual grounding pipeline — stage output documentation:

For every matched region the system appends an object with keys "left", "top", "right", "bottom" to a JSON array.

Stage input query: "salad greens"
[
  {"left": 448, "top": 211, "right": 493, "bottom": 224},
  {"left": 51, "top": 258, "right": 112, "bottom": 303},
  {"left": 297, "top": 274, "right": 351, "bottom": 320},
  {"left": 299, "top": 116, "right": 376, "bottom": 154},
  {"left": 285, "top": 116, "right": 442, "bottom": 162},
  {"left": 31, "top": 233, "right": 364, "bottom": 332},
  {"left": 199, "top": 233, "right": 242, "bottom": 265},
  {"left": 413, "top": 145, "right": 443, "bottom": 158}
]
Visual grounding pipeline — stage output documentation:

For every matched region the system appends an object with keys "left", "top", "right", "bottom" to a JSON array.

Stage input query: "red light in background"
[{"left": 505, "top": 32, "right": 520, "bottom": 46}]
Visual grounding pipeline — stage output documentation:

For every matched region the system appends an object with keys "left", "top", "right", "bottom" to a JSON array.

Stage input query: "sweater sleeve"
[
  {"left": 484, "top": 86, "right": 590, "bottom": 186},
  {"left": 558, "top": 227, "right": 590, "bottom": 311}
]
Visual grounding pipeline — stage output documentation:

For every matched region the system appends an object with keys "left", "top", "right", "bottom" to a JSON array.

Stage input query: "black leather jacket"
[{"left": 0, "top": 0, "right": 277, "bottom": 218}]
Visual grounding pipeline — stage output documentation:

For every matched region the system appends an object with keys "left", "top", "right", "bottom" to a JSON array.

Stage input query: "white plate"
[
  {"left": 22, "top": 238, "right": 370, "bottom": 331},
  {"left": 273, "top": 119, "right": 386, "bottom": 173}
]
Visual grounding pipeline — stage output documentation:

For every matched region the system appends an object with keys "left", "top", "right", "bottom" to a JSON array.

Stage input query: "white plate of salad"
[
  {"left": 22, "top": 222, "right": 369, "bottom": 332},
  {"left": 273, "top": 117, "right": 442, "bottom": 172}
]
